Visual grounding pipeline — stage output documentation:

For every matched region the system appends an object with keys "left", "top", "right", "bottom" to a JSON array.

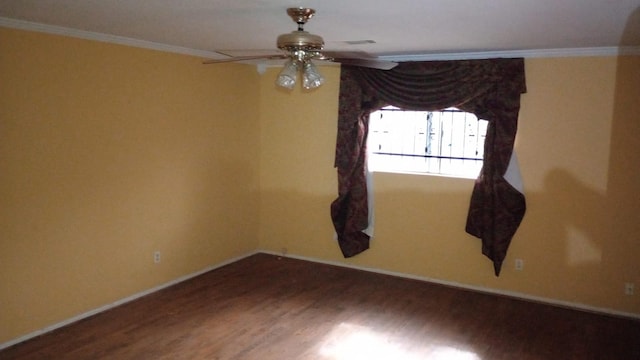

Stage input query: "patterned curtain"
[{"left": 331, "top": 58, "right": 527, "bottom": 276}]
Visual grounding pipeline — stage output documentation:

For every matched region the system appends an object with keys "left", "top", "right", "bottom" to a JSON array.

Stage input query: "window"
[{"left": 368, "top": 107, "right": 488, "bottom": 178}]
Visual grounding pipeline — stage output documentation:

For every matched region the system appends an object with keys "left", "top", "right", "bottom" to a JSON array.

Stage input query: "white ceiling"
[{"left": 1, "top": 0, "right": 639, "bottom": 61}]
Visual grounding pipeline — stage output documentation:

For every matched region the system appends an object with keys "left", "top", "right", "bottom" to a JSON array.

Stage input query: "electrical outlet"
[
  {"left": 154, "top": 251, "right": 161, "bottom": 264},
  {"left": 625, "top": 283, "right": 634, "bottom": 296},
  {"left": 515, "top": 259, "right": 524, "bottom": 271}
]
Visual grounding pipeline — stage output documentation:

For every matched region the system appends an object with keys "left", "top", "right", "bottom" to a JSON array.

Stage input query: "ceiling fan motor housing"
[{"left": 277, "top": 31, "right": 324, "bottom": 52}]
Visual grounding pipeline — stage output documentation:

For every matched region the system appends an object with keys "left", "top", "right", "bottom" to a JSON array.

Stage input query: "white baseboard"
[
  {"left": 258, "top": 250, "right": 640, "bottom": 321},
  {"left": 0, "top": 251, "right": 259, "bottom": 351}
]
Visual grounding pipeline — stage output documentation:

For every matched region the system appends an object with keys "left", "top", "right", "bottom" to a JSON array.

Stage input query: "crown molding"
[
  {"left": 2, "top": 16, "right": 638, "bottom": 63},
  {"left": 378, "top": 46, "right": 640, "bottom": 62},
  {"left": 619, "top": 46, "right": 640, "bottom": 56},
  {"left": 0, "top": 16, "right": 223, "bottom": 59}
]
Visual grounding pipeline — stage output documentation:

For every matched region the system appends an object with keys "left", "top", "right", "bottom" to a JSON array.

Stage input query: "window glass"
[{"left": 368, "top": 107, "right": 487, "bottom": 178}]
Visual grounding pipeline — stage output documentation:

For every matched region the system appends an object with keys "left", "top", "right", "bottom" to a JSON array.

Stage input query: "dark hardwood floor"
[{"left": 2, "top": 253, "right": 639, "bottom": 359}]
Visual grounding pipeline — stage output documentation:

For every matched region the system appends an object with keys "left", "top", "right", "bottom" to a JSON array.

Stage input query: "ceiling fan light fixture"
[
  {"left": 275, "top": 59, "right": 299, "bottom": 90},
  {"left": 302, "top": 61, "right": 324, "bottom": 90}
]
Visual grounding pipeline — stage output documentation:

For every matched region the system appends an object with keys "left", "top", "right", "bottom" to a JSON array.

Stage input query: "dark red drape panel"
[{"left": 331, "top": 58, "right": 527, "bottom": 275}]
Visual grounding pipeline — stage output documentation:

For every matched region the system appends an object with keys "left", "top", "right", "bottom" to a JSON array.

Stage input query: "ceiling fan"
[{"left": 202, "top": 7, "right": 398, "bottom": 90}]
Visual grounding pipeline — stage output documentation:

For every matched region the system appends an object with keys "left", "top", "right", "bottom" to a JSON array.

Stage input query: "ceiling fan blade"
[
  {"left": 203, "top": 54, "right": 287, "bottom": 64},
  {"left": 331, "top": 57, "right": 398, "bottom": 70},
  {"left": 321, "top": 50, "right": 398, "bottom": 70}
]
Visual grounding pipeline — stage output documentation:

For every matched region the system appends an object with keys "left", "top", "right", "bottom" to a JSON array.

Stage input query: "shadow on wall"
[
  {"left": 605, "top": 6, "right": 640, "bottom": 282},
  {"left": 519, "top": 9, "right": 640, "bottom": 306},
  {"left": 619, "top": 6, "right": 640, "bottom": 47}
]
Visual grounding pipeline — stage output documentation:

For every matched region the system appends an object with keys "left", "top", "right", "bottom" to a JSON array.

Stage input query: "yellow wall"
[
  {"left": 0, "top": 28, "right": 261, "bottom": 343},
  {"left": 257, "top": 56, "right": 640, "bottom": 315}
]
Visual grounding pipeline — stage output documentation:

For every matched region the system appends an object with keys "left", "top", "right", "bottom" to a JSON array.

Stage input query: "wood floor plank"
[{"left": 1, "top": 253, "right": 639, "bottom": 359}]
